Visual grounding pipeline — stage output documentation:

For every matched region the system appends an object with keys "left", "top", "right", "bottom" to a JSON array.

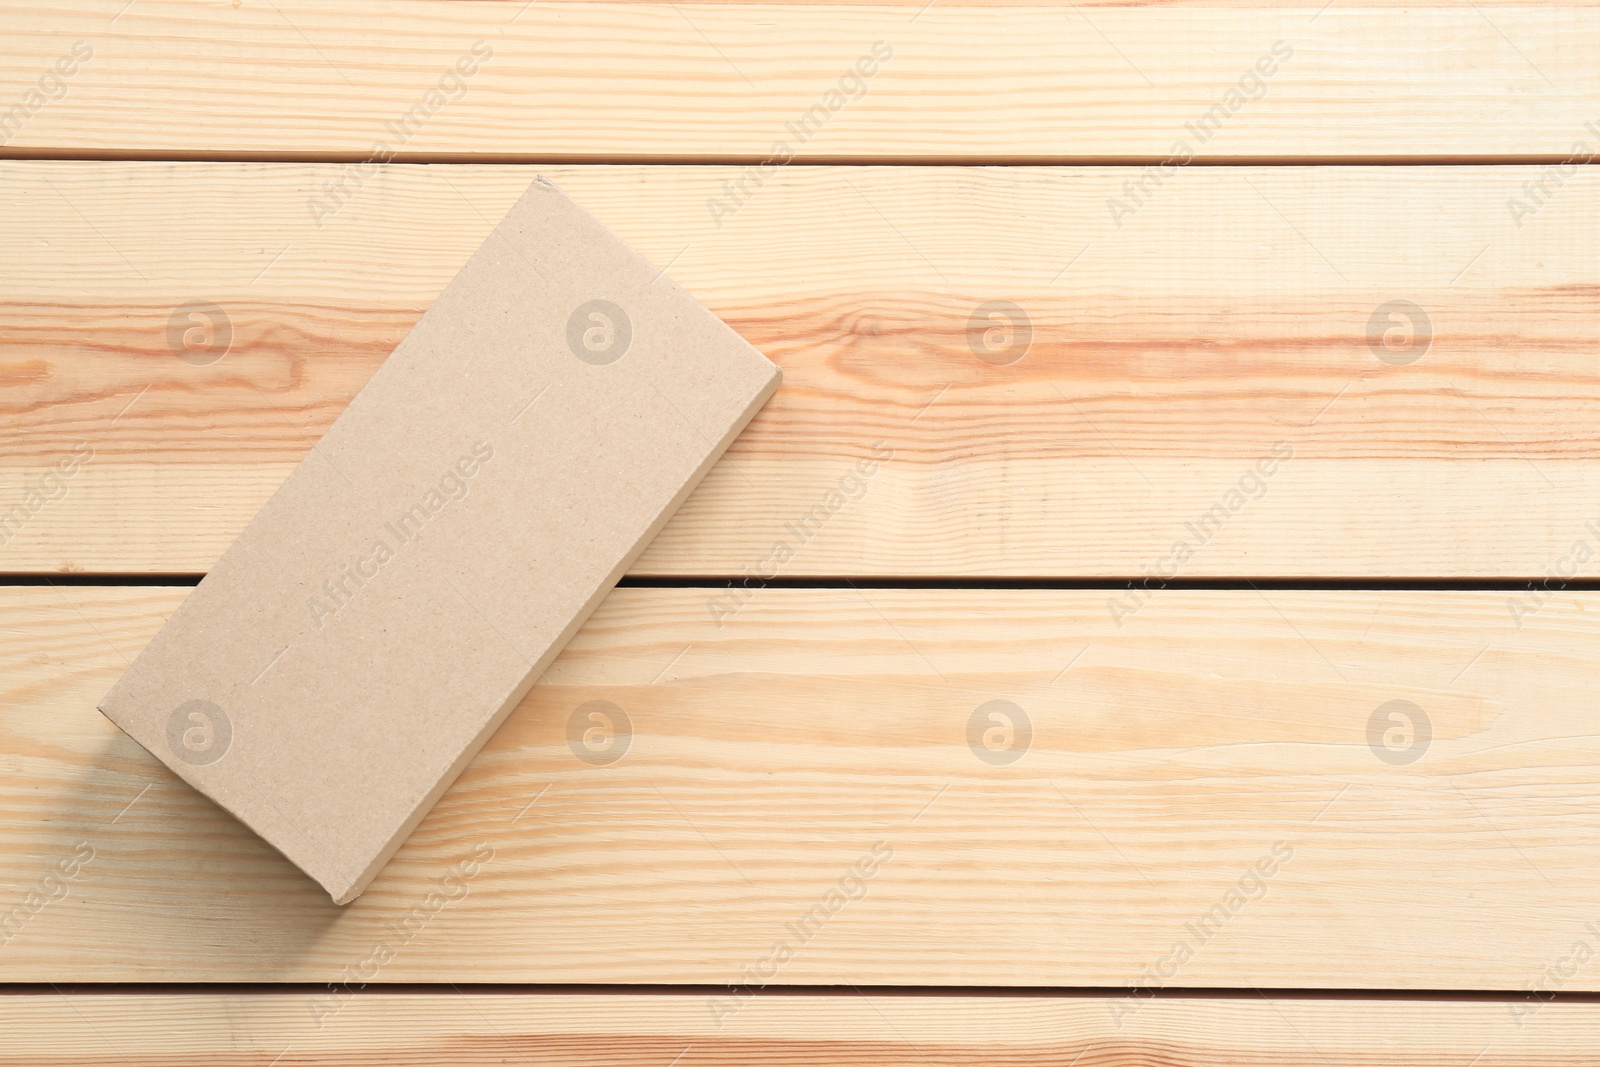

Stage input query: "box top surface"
[{"left": 99, "top": 177, "right": 779, "bottom": 903}]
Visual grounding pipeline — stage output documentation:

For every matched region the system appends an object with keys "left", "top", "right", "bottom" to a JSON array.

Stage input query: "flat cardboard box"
[{"left": 99, "top": 177, "right": 780, "bottom": 904}]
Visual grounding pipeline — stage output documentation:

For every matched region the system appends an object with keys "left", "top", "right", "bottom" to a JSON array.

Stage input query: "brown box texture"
[{"left": 99, "top": 177, "right": 780, "bottom": 904}]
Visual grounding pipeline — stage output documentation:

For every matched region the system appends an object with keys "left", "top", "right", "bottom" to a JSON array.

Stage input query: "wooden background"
[{"left": 5, "top": 0, "right": 1600, "bottom": 1060}]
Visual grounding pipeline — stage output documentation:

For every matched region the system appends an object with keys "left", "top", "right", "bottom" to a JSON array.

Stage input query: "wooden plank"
[
  {"left": 3, "top": 2, "right": 1599, "bottom": 161},
  {"left": 4, "top": 993, "right": 1599, "bottom": 1065},
  {"left": 5, "top": 161, "right": 1600, "bottom": 577},
  {"left": 5, "top": 584, "right": 1600, "bottom": 985}
]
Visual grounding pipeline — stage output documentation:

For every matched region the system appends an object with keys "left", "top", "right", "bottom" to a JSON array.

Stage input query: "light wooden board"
[
  {"left": 3, "top": 993, "right": 1599, "bottom": 1065},
  {"left": 5, "top": 584, "right": 1600, "bottom": 985},
  {"left": 4, "top": 161, "right": 1600, "bottom": 577},
  {"left": 3, "top": 2, "right": 1600, "bottom": 161}
]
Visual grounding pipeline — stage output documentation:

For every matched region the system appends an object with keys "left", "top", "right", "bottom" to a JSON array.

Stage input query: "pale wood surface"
[
  {"left": 4, "top": 2, "right": 1600, "bottom": 161},
  {"left": 4, "top": 584, "right": 1600, "bottom": 985},
  {"left": 2, "top": 993, "right": 1597, "bottom": 1065},
  {"left": 5, "top": 161, "right": 1600, "bottom": 577},
  {"left": 7, "top": 0, "right": 1599, "bottom": 1030}
]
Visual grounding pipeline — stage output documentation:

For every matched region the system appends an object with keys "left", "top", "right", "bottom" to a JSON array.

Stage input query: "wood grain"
[
  {"left": 5, "top": 583, "right": 1600, "bottom": 985},
  {"left": 3, "top": 2, "right": 1600, "bottom": 161},
  {"left": 5, "top": 161, "right": 1600, "bottom": 577},
  {"left": 3, "top": 993, "right": 1599, "bottom": 1065}
]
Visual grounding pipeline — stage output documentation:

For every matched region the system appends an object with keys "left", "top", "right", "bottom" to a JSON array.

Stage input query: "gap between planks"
[{"left": 5, "top": 150, "right": 1600, "bottom": 167}]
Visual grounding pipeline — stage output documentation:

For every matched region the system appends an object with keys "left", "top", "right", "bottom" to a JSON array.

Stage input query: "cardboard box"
[{"left": 99, "top": 177, "right": 780, "bottom": 904}]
